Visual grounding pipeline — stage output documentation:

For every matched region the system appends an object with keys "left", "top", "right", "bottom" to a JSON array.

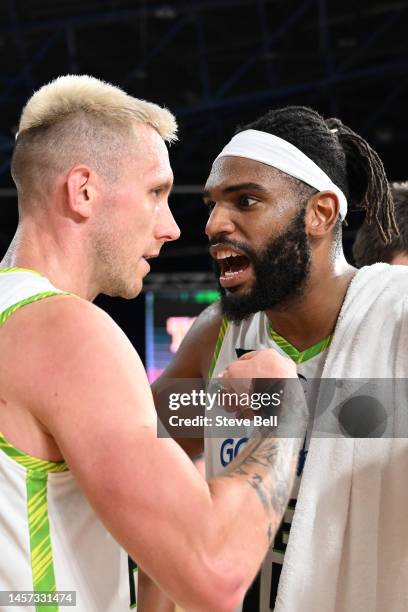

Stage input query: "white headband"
[{"left": 215, "top": 129, "right": 347, "bottom": 220}]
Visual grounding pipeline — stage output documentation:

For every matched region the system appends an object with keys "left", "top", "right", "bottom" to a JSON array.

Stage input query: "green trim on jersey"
[
  {"left": 26, "top": 472, "right": 59, "bottom": 612},
  {"left": 0, "top": 291, "right": 71, "bottom": 328},
  {"left": 268, "top": 323, "right": 332, "bottom": 364},
  {"left": 0, "top": 433, "right": 67, "bottom": 610},
  {"left": 0, "top": 267, "right": 43, "bottom": 276},
  {"left": 0, "top": 433, "right": 68, "bottom": 473},
  {"left": 208, "top": 316, "right": 229, "bottom": 378}
]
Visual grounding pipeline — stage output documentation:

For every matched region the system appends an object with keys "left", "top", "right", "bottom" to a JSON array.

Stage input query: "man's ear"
[
  {"left": 66, "top": 165, "right": 97, "bottom": 220},
  {"left": 305, "top": 191, "right": 340, "bottom": 237}
]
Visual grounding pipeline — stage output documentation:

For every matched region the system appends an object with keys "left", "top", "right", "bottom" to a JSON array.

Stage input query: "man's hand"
[
  {"left": 219, "top": 349, "right": 297, "bottom": 418},
  {"left": 221, "top": 348, "right": 296, "bottom": 381}
]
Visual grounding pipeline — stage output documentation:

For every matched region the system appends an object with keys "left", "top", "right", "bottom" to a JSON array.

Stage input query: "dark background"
[{"left": 0, "top": 0, "right": 407, "bottom": 355}]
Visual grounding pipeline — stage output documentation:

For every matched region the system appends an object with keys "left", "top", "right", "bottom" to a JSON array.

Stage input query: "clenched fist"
[
  {"left": 217, "top": 349, "right": 307, "bottom": 437},
  {"left": 220, "top": 348, "right": 296, "bottom": 384}
]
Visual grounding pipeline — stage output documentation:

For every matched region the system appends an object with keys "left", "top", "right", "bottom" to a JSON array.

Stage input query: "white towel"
[{"left": 275, "top": 263, "right": 408, "bottom": 612}]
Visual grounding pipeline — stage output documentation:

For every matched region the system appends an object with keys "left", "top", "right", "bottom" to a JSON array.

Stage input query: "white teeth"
[
  {"left": 216, "top": 250, "right": 240, "bottom": 260},
  {"left": 223, "top": 269, "right": 244, "bottom": 278}
]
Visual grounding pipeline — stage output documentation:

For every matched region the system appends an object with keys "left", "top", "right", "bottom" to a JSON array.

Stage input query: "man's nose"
[
  {"left": 205, "top": 204, "right": 235, "bottom": 238},
  {"left": 155, "top": 203, "right": 181, "bottom": 243}
]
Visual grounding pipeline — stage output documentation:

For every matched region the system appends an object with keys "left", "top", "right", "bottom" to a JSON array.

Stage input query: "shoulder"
[
  {"left": 0, "top": 294, "right": 147, "bottom": 421},
  {"left": 190, "top": 301, "right": 224, "bottom": 338},
  {"left": 358, "top": 262, "right": 408, "bottom": 285},
  {"left": 1, "top": 294, "right": 133, "bottom": 359},
  {"left": 345, "top": 263, "right": 408, "bottom": 308}
]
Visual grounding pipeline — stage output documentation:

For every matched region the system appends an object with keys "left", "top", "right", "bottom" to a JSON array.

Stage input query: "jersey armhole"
[{"left": 0, "top": 291, "right": 73, "bottom": 328}]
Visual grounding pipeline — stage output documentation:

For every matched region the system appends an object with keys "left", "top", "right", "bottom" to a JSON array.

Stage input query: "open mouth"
[
  {"left": 210, "top": 246, "right": 252, "bottom": 288},
  {"left": 218, "top": 251, "right": 249, "bottom": 277}
]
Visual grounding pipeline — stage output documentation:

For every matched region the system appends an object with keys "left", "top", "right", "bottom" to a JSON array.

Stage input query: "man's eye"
[
  {"left": 238, "top": 195, "right": 258, "bottom": 208},
  {"left": 205, "top": 200, "right": 216, "bottom": 213}
]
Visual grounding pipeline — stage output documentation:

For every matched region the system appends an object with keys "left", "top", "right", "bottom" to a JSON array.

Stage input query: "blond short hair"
[
  {"left": 18, "top": 74, "right": 177, "bottom": 141},
  {"left": 12, "top": 74, "right": 178, "bottom": 199}
]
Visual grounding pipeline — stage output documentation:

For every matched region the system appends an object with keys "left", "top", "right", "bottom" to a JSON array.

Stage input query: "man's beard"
[{"left": 214, "top": 207, "right": 311, "bottom": 323}]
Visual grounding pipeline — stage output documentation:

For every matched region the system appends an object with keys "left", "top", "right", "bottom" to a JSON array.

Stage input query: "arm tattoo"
[
  {"left": 221, "top": 436, "right": 299, "bottom": 522},
  {"left": 248, "top": 473, "right": 269, "bottom": 511},
  {"left": 270, "top": 479, "right": 292, "bottom": 516}
]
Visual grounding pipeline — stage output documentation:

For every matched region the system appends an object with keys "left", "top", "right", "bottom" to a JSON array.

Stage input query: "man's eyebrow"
[
  {"left": 152, "top": 179, "right": 173, "bottom": 192},
  {"left": 202, "top": 182, "right": 269, "bottom": 198}
]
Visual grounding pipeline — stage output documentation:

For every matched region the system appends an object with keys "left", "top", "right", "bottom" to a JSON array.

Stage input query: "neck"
[
  {"left": 1, "top": 218, "right": 99, "bottom": 301},
  {"left": 265, "top": 252, "right": 356, "bottom": 351}
]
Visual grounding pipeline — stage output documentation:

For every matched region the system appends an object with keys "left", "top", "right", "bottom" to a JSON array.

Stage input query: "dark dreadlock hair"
[
  {"left": 236, "top": 106, "right": 398, "bottom": 243},
  {"left": 353, "top": 182, "right": 408, "bottom": 266}
]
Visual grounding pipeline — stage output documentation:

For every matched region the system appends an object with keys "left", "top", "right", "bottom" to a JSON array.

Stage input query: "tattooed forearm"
[
  {"left": 221, "top": 436, "right": 301, "bottom": 524},
  {"left": 223, "top": 438, "right": 292, "bottom": 478},
  {"left": 213, "top": 380, "right": 307, "bottom": 546}
]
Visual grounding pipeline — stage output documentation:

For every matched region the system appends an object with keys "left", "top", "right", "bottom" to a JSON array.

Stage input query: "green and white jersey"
[
  {"left": 0, "top": 268, "right": 137, "bottom": 612},
  {"left": 205, "top": 311, "right": 330, "bottom": 612}
]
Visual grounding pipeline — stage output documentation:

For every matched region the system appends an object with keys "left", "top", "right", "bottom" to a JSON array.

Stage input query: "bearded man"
[{"left": 153, "top": 106, "right": 408, "bottom": 611}]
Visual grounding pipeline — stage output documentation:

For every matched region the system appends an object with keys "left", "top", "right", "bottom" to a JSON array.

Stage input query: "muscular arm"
[{"left": 4, "top": 298, "right": 301, "bottom": 612}]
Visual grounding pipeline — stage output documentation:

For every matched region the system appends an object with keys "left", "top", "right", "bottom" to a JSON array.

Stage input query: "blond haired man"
[{"left": 0, "top": 75, "right": 303, "bottom": 612}]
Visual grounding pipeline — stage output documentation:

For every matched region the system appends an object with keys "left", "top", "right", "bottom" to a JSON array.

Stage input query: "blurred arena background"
[{"left": 0, "top": 0, "right": 407, "bottom": 367}]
